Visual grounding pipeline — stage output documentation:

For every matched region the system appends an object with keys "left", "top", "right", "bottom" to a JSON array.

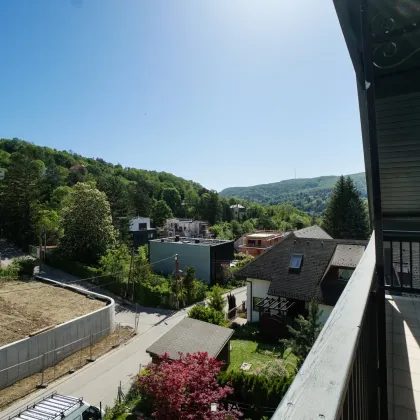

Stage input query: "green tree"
[
  {"left": 207, "top": 285, "right": 226, "bottom": 313},
  {"left": 188, "top": 305, "right": 226, "bottom": 326},
  {"left": 97, "top": 175, "right": 135, "bottom": 224},
  {"left": 161, "top": 187, "right": 181, "bottom": 214},
  {"left": 242, "top": 219, "right": 255, "bottom": 234},
  {"left": 152, "top": 200, "right": 173, "bottom": 227},
  {"left": 209, "top": 222, "right": 234, "bottom": 240},
  {"left": 133, "top": 245, "right": 152, "bottom": 283},
  {"left": 99, "top": 244, "right": 131, "bottom": 277},
  {"left": 35, "top": 208, "right": 62, "bottom": 245},
  {"left": 183, "top": 266, "right": 196, "bottom": 304},
  {"left": 50, "top": 185, "right": 72, "bottom": 209},
  {"left": 201, "top": 190, "right": 221, "bottom": 224},
  {"left": 184, "top": 188, "right": 200, "bottom": 219},
  {"left": 59, "top": 182, "right": 117, "bottom": 263},
  {"left": 322, "top": 176, "right": 369, "bottom": 239},
  {"left": 0, "top": 152, "right": 45, "bottom": 245},
  {"left": 231, "top": 220, "right": 242, "bottom": 238},
  {"left": 282, "top": 300, "right": 323, "bottom": 364},
  {"left": 133, "top": 179, "right": 154, "bottom": 217}
]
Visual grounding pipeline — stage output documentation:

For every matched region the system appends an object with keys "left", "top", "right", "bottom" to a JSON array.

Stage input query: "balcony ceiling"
[
  {"left": 335, "top": 0, "right": 420, "bottom": 229},
  {"left": 334, "top": 0, "right": 420, "bottom": 85}
]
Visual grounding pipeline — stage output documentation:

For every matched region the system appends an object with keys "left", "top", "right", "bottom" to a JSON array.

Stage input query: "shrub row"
[
  {"left": 218, "top": 370, "right": 294, "bottom": 408},
  {"left": 45, "top": 251, "right": 205, "bottom": 309}
]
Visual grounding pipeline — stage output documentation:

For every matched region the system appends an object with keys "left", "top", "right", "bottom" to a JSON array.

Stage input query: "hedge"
[
  {"left": 218, "top": 370, "right": 294, "bottom": 408},
  {"left": 45, "top": 251, "right": 169, "bottom": 307}
]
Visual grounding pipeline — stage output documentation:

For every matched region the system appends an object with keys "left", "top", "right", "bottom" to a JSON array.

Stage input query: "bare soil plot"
[{"left": 0, "top": 280, "right": 106, "bottom": 347}]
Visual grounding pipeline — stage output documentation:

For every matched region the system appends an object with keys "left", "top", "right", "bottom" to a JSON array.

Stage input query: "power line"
[
  {"left": 0, "top": 254, "right": 178, "bottom": 296},
  {"left": 0, "top": 271, "right": 126, "bottom": 295}
]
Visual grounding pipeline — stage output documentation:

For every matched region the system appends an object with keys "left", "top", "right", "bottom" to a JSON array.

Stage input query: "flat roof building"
[{"left": 149, "top": 236, "right": 234, "bottom": 284}]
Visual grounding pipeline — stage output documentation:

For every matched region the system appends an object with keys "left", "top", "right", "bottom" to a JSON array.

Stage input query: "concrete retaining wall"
[{"left": 0, "top": 277, "right": 115, "bottom": 389}]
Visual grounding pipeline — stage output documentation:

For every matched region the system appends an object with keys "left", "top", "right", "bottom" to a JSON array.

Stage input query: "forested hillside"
[
  {"left": 0, "top": 138, "right": 314, "bottom": 248},
  {"left": 220, "top": 173, "right": 367, "bottom": 216}
]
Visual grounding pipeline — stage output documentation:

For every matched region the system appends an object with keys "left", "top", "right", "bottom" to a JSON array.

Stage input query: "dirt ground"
[
  {"left": 0, "top": 280, "right": 106, "bottom": 346},
  {"left": 0, "top": 326, "right": 135, "bottom": 408}
]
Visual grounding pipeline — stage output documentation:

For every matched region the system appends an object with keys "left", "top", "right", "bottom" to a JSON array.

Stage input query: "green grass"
[{"left": 228, "top": 339, "right": 298, "bottom": 375}]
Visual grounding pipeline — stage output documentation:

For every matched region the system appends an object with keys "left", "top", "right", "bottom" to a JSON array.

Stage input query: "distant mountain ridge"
[{"left": 220, "top": 173, "right": 367, "bottom": 216}]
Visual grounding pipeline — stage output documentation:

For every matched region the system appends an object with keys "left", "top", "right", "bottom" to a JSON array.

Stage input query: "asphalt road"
[{"left": 0, "top": 274, "right": 246, "bottom": 417}]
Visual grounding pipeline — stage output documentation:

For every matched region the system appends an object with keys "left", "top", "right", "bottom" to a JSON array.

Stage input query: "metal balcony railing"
[{"left": 273, "top": 235, "right": 381, "bottom": 419}]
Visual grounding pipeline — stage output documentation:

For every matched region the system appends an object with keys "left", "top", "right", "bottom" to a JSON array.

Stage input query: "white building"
[
  {"left": 129, "top": 216, "right": 151, "bottom": 232},
  {"left": 164, "top": 218, "right": 209, "bottom": 238}
]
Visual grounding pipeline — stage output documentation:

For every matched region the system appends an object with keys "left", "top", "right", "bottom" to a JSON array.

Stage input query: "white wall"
[
  {"left": 247, "top": 278, "right": 271, "bottom": 323},
  {"left": 130, "top": 217, "right": 151, "bottom": 231},
  {"left": 318, "top": 304, "right": 334, "bottom": 325},
  {"left": 304, "top": 302, "right": 334, "bottom": 325}
]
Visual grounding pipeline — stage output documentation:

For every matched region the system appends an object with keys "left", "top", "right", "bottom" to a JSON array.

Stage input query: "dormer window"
[{"left": 289, "top": 254, "right": 303, "bottom": 270}]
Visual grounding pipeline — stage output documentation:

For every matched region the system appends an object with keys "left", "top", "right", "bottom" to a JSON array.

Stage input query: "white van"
[{"left": 9, "top": 393, "right": 102, "bottom": 420}]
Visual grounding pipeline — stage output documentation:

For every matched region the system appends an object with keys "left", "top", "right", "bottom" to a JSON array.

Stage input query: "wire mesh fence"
[{"left": 0, "top": 323, "right": 135, "bottom": 409}]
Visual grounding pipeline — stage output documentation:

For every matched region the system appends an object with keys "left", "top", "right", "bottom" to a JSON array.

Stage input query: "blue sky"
[{"left": 0, "top": 0, "right": 364, "bottom": 191}]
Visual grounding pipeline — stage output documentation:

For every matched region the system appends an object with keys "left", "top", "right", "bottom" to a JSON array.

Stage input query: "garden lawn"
[{"left": 228, "top": 339, "right": 298, "bottom": 375}]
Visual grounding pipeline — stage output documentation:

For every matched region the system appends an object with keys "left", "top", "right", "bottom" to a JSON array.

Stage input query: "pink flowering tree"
[{"left": 137, "top": 352, "right": 241, "bottom": 419}]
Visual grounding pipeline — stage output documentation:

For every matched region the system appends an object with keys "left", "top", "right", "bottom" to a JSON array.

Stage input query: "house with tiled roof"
[
  {"left": 293, "top": 225, "right": 333, "bottom": 240},
  {"left": 235, "top": 231, "right": 367, "bottom": 339}
]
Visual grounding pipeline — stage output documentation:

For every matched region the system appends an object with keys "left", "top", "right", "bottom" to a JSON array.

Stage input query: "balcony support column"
[{"left": 360, "top": 1, "right": 387, "bottom": 418}]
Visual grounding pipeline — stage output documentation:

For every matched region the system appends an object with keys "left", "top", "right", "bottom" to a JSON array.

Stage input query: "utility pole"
[
  {"left": 39, "top": 235, "right": 43, "bottom": 272},
  {"left": 130, "top": 247, "right": 136, "bottom": 302},
  {"left": 125, "top": 247, "right": 134, "bottom": 299},
  {"left": 174, "top": 254, "right": 180, "bottom": 309},
  {"left": 43, "top": 225, "right": 47, "bottom": 266}
]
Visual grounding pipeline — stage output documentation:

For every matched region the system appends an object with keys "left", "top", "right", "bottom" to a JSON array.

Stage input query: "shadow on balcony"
[{"left": 386, "top": 294, "right": 420, "bottom": 419}]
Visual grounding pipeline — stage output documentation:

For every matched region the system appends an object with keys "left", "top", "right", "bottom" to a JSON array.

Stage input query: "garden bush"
[
  {"left": 218, "top": 369, "right": 294, "bottom": 408},
  {"left": 11, "top": 257, "right": 36, "bottom": 276},
  {"left": 0, "top": 263, "right": 19, "bottom": 280},
  {"left": 188, "top": 305, "right": 226, "bottom": 326}
]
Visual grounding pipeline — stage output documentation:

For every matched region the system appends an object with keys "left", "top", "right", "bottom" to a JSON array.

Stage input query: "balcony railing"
[
  {"left": 239, "top": 244, "right": 269, "bottom": 249},
  {"left": 273, "top": 235, "right": 381, "bottom": 419}
]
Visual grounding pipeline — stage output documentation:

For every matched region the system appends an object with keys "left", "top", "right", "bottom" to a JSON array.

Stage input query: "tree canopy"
[
  {"left": 220, "top": 173, "right": 367, "bottom": 216},
  {"left": 282, "top": 300, "right": 323, "bottom": 365},
  {"left": 151, "top": 200, "right": 173, "bottom": 227},
  {"left": 322, "top": 176, "right": 369, "bottom": 239},
  {"left": 59, "top": 182, "right": 117, "bottom": 263},
  {"left": 137, "top": 352, "right": 240, "bottom": 419},
  {"left": 0, "top": 138, "right": 318, "bottom": 249}
]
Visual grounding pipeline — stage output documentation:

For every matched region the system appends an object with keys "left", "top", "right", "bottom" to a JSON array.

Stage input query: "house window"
[
  {"left": 338, "top": 268, "right": 354, "bottom": 281},
  {"left": 289, "top": 254, "right": 303, "bottom": 269},
  {"left": 148, "top": 233, "right": 154, "bottom": 239},
  {"left": 139, "top": 223, "right": 147, "bottom": 230},
  {"left": 253, "top": 297, "right": 263, "bottom": 311}
]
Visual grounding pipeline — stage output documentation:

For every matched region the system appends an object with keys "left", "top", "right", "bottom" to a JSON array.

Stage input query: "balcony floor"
[{"left": 387, "top": 294, "right": 420, "bottom": 419}]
